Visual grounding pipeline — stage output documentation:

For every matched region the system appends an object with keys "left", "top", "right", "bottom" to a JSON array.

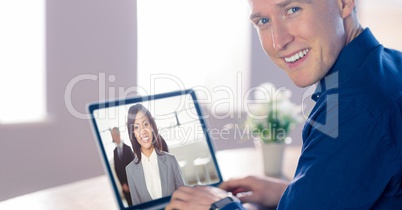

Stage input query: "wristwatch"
[{"left": 210, "top": 193, "right": 244, "bottom": 210}]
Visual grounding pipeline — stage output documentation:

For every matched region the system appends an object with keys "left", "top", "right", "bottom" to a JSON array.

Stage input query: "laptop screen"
[{"left": 88, "top": 89, "right": 222, "bottom": 209}]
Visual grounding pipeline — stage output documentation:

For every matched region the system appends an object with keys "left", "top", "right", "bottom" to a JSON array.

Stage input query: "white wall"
[
  {"left": 359, "top": 0, "right": 402, "bottom": 51},
  {"left": 0, "top": 0, "right": 137, "bottom": 201}
]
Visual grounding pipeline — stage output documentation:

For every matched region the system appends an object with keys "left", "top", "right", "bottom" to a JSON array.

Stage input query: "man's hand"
[
  {"left": 122, "top": 183, "right": 129, "bottom": 193},
  {"left": 219, "top": 176, "right": 289, "bottom": 207},
  {"left": 165, "top": 185, "right": 228, "bottom": 210}
]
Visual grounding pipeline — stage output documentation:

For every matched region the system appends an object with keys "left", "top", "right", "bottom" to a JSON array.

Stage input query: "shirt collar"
[
  {"left": 118, "top": 140, "right": 123, "bottom": 148},
  {"left": 141, "top": 148, "right": 157, "bottom": 163},
  {"left": 312, "top": 28, "right": 381, "bottom": 101}
]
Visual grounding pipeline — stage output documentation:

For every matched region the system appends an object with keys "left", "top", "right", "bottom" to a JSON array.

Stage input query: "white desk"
[
  {"left": 0, "top": 176, "right": 117, "bottom": 210},
  {"left": 0, "top": 146, "right": 301, "bottom": 210}
]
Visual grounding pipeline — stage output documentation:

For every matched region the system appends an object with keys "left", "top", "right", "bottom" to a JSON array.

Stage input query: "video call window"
[{"left": 90, "top": 90, "right": 221, "bottom": 208}]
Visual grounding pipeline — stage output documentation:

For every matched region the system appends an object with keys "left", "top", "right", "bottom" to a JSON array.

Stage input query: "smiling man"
[
  {"left": 166, "top": 0, "right": 402, "bottom": 209},
  {"left": 249, "top": 0, "right": 359, "bottom": 88}
]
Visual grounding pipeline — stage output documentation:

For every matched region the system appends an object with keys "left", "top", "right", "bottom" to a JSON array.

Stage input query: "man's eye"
[
  {"left": 256, "top": 18, "right": 270, "bottom": 26},
  {"left": 287, "top": 7, "right": 301, "bottom": 15},
  {"left": 134, "top": 125, "right": 139, "bottom": 130}
]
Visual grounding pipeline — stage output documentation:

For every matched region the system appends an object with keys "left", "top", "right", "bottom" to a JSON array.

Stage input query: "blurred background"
[{"left": 0, "top": 0, "right": 401, "bottom": 201}]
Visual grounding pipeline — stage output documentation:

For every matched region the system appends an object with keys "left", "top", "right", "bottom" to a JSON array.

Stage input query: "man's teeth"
[{"left": 284, "top": 48, "right": 309, "bottom": 63}]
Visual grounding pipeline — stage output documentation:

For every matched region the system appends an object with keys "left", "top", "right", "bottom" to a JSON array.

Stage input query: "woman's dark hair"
[{"left": 127, "top": 104, "right": 168, "bottom": 164}]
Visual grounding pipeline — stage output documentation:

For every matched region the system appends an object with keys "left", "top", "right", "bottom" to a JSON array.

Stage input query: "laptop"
[{"left": 87, "top": 89, "right": 223, "bottom": 210}]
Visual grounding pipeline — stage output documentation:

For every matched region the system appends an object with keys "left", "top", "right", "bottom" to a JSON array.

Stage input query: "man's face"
[
  {"left": 249, "top": 0, "right": 347, "bottom": 87},
  {"left": 111, "top": 131, "right": 121, "bottom": 144}
]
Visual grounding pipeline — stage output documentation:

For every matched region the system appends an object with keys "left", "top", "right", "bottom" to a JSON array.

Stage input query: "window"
[
  {"left": 137, "top": 0, "right": 251, "bottom": 114},
  {"left": 0, "top": 0, "right": 46, "bottom": 124}
]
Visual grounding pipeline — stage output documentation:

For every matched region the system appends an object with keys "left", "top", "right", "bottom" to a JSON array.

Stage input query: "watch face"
[{"left": 211, "top": 197, "right": 235, "bottom": 209}]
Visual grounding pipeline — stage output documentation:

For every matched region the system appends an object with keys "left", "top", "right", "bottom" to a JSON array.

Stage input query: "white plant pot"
[{"left": 254, "top": 140, "right": 286, "bottom": 177}]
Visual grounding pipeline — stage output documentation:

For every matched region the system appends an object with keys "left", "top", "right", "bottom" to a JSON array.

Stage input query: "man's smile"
[{"left": 283, "top": 48, "right": 310, "bottom": 63}]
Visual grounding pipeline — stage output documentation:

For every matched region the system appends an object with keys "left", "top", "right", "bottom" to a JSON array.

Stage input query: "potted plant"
[{"left": 245, "top": 83, "right": 303, "bottom": 177}]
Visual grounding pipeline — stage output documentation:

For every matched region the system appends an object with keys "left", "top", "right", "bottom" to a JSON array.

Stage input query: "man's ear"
[{"left": 338, "top": 0, "right": 356, "bottom": 18}]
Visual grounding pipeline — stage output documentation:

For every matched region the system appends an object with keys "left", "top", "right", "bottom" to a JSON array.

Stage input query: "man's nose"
[{"left": 271, "top": 21, "right": 293, "bottom": 50}]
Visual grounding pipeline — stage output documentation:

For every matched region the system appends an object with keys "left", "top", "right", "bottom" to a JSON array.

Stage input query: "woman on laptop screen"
[{"left": 125, "top": 104, "right": 185, "bottom": 205}]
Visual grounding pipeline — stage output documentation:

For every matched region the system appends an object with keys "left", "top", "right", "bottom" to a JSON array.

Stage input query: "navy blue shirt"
[{"left": 278, "top": 29, "right": 402, "bottom": 209}]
